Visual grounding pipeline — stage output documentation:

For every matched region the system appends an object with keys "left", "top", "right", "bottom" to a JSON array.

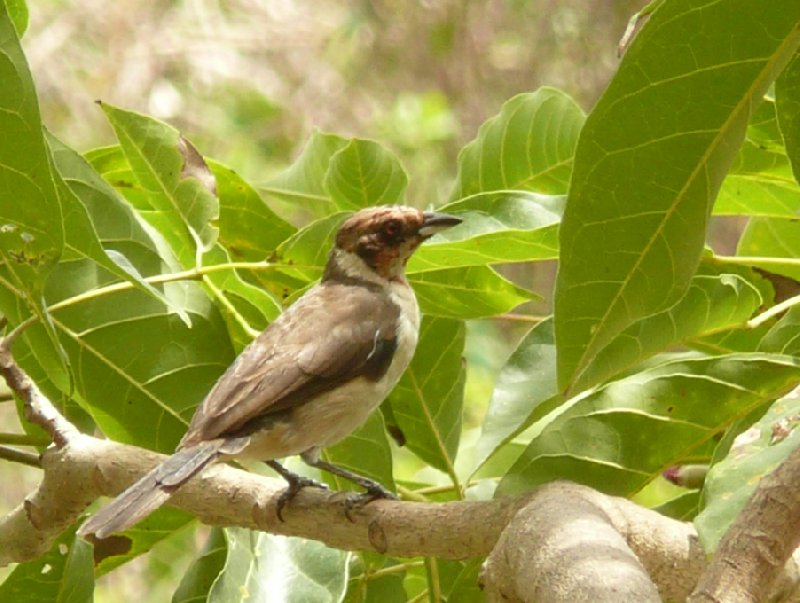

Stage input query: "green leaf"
[
  {"left": 555, "top": 1, "right": 800, "bottom": 393},
  {"left": 410, "top": 266, "right": 534, "bottom": 320},
  {"left": 86, "top": 144, "right": 282, "bottom": 349},
  {"left": 0, "top": 0, "right": 63, "bottom": 302},
  {"left": 497, "top": 354, "right": 800, "bottom": 498},
  {"left": 264, "top": 130, "right": 348, "bottom": 220},
  {"left": 474, "top": 318, "right": 559, "bottom": 472},
  {"left": 0, "top": 528, "right": 93, "bottom": 603},
  {"left": 386, "top": 317, "right": 465, "bottom": 482},
  {"left": 271, "top": 212, "right": 348, "bottom": 283},
  {"left": 324, "top": 411, "right": 395, "bottom": 492},
  {"left": 95, "top": 508, "right": 194, "bottom": 576},
  {"left": 324, "top": 139, "right": 408, "bottom": 209},
  {"left": 208, "top": 529, "right": 349, "bottom": 603},
  {"left": 777, "top": 51, "right": 800, "bottom": 183},
  {"left": 714, "top": 101, "right": 800, "bottom": 218},
  {"left": 6, "top": 0, "right": 27, "bottom": 37},
  {"left": 695, "top": 393, "right": 800, "bottom": 552},
  {"left": 210, "top": 160, "right": 296, "bottom": 261},
  {"left": 408, "top": 193, "right": 562, "bottom": 272},
  {"left": 47, "top": 132, "right": 188, "bottom": 319},
  {"left": 452, "top": 88, "right": 586, "bottom": 198},
  {"left": 574, "top": 267, "right": 765, "bottom": 389},
  {"left": 737, "top": 218, "right": 800, "bottom": 281},
  {"left": 99, "top": 102, "right": 219, "bottom": 259},
  {"left": 759, "top": 305, "right": 800, "bottom": 356},
  {"left": 172, "top": 528, "right": 227, "bottom": 603}
]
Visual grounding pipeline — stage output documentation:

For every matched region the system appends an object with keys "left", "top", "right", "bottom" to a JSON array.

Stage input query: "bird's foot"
[
  {"left": 275, "top": 475, "right": 328, "bottom": 521},
  {"left": 343, "top": 484, "right": 398, "bottom": 522}
]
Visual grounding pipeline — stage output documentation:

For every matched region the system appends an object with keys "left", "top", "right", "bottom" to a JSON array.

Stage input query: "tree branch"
[{"left": 689, "top": 442, "right": 800, "bottom": 603}]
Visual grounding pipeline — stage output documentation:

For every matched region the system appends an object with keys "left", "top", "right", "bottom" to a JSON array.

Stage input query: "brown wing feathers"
[{"left": 180, "top": 280, "right": 399, "bottom": 448}]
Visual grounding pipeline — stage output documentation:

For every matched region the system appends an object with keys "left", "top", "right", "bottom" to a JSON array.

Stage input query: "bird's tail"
[{"left": 77, "top": 441, "right": 225, "bottom": 540}]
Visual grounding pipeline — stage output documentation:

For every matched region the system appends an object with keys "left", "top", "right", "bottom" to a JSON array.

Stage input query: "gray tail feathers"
[{"left": 78, "top": 441, "right": 224, "bottom": 540}]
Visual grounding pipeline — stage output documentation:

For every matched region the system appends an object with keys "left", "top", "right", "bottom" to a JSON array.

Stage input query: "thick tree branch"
[{"left": 2, "top": 336, "right": 800, "bottom": 601}]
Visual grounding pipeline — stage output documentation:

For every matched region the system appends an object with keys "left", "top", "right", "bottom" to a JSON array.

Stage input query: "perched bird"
[{"left": 78, "top": 205, "right": 462, "bottom": 539}]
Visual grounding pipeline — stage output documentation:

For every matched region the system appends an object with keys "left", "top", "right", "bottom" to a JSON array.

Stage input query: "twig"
[
  {"left": 0, "top": 432, "right": 51, "bottom": 447},
  {"left": 0, "top": 339, "right": 79, "bottom": 447},
  {"left": 0, "top": 445, "right": 41, "bottom": 468},
  {"left": 748, "top": 293, "right": 800, "bottom": 329}
]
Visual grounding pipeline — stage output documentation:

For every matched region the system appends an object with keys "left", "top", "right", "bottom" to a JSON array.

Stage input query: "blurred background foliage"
[
  {"left": 4, "top": 1, "right": 644, "bottom": 600},
  {"left": 26, "top": 0, "right": 641, "bottom": 202}
]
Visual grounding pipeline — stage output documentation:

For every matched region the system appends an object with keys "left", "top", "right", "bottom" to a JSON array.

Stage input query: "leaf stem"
[
  {"left": 365, "top": 560, "right": 424, "bottom": 580},
  {"left": 748, "top": 293, "right": 800, "bottom": 329},
  {"left": 713, "top": 255, "right": 800, "bottom": 269}
]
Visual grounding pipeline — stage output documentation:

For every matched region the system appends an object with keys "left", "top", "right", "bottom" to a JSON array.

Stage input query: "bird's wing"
[{"left": 179, "top": 281, "right": 400, "bottom": 446}]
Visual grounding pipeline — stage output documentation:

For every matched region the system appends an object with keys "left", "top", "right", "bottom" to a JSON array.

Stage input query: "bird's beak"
[{"left": 419, "top": 211, "right": 462, "bottom": 238}]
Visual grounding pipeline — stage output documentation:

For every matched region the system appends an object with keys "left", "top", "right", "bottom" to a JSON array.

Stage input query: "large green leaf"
[
  {"left": 210, "top": 160, "right": 295, "bottom": 261},
  {"left": 0, "top": 2, "right": 62, "bottom": 282},
  {"left": 207, "top": 529, "right": 349, "bottom": 603},
  {"left": 86, "top": 145, "right": 282, "bottom": 349},
  {"left": 574, "top": 267, "right": 765, "bottom": 388},
  {"left": 555, "top": 1, "right": 800, "bottom": 393},
  {"left": 386, "top": 317, "right": 465, "bottom": 482},
  {"left": 324, "top": 138, "right": 408, "bottom": 209},
  {"left": 497, "top": 354, "right": 800, "bottom": 497},
  {"left": 47, "top": 132, "right": 188, "bottom": 319},
  {"left": 695, "top": 393, "right": 800, "bottom": 552},
  {"left": 408, "top": 193, "right": 562, "bottom": 272},
  {"left": 99, "top": 102, "right": 219, "bottom": 258},
  {"left": 0, "top": 1, "right": 63, "bottom": 366},
  {"left": 410, "top": 266, "right": 534, "bottom": 320},
  {"left": 451, "top": 88, "right": 585, "bottom": 198},
  {"left": 263, "top": 130, "right": 348, "bottom": 220},
  {"left": 473, "top": 318, "right": 559, "bottom": 472},
  {"left": 776, "top": 51, "right": 800, "bottom": 183},
  {"left": 264, "top": 131, "right": 407, "bottom": 219}
]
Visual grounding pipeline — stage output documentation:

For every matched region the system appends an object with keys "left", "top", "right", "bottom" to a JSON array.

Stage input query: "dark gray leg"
[
  {"left": 302, "top": 456, "right": 397, "bottom": 500},
  {"left": 266, "top": 460, "right": 328, "bottom": 521}
]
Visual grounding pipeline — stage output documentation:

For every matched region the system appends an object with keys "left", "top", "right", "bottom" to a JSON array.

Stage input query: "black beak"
[{"left": 419, "top": 211, "right": 462, "bottom": 238}]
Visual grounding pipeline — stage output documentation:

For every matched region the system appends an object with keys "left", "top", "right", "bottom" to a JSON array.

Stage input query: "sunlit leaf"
[
  {"left": 410, "top": 266, "right": 534, "bottom": 319},
  {"left": 0, "top": 528, "right": 93, "bottom": 603},
  {"left": 99, "top": 102, "right": 219, "bottom": 258},
  {"left": 474, "top": 319, "right": 559, "bottom": 472},
  {"left": 498, "top": 354, "right": 800, "bottom": 498},
  {"left": 555, "top": 1, "right": 800, "bottom": 393},
  {"left": 207, "top": 529, "right": 349, "bottom": 603},
  {"left": 695, "top": 393, "right": 800, "bottom": 552},
  {"left": 452, "top": 88, "right": 585, "bottom": 198},
  {"left": 324, "top": 138, "right": 408, "bottom": 209},
  {"left": 409, "top": 193, "right": 562, "bottom": 272},
  {"left": 776, "top": 51, "right": 800, "bottom": 183},
  {"left": 386, "top": 317, "right": 465, "bottom": 482}
]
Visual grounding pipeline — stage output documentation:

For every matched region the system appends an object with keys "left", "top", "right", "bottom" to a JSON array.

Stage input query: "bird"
[{"left": 78, "top": 205, "right": 462, "bottom": 539}]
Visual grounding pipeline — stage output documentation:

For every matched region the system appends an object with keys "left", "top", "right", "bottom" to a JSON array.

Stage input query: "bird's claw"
[
  {"left": 275, "top": 476, "right": 328, "bottom": 522},
  {"left": 343, "top": 486, "right": 398, "bottom": 522}
]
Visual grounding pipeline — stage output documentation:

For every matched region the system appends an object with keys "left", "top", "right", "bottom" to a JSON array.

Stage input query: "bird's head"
[{"left": 326, "top": 205, "right": 462, "bottom": 282}]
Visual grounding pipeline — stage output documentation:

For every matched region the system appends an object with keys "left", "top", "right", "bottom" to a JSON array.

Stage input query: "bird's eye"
[{"left": 381, "top": 219, "right": 402, "bottom": 241}]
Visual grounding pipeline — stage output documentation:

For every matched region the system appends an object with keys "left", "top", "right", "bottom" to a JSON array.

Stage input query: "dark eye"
[{"left": 381, "top": 219, "right": 402, "bottom": 241}]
